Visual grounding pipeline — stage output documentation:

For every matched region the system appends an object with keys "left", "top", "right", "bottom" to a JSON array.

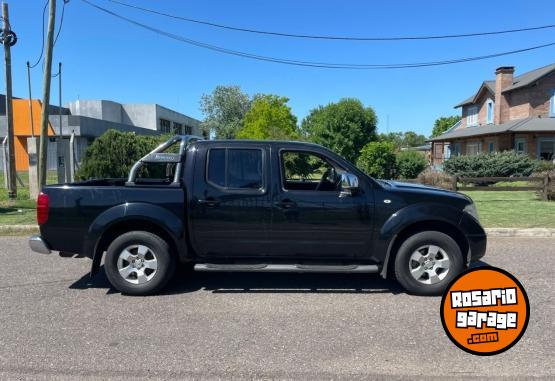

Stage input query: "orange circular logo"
[{"left": 440, "top": 267, "right": 529, "bottom": 356}]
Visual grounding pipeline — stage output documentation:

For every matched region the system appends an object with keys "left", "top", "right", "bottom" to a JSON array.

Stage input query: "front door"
[
  {"left": 189, "top": 143, "right": 272, "bottom": 258},
  {"left": 268, "top": 148, "right": 373, "bottom": 259}
]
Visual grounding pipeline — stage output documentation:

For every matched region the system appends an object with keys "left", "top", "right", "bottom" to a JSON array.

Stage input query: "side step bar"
[{"left": 194, "top": 264, "right": 379, "bottom": 273}]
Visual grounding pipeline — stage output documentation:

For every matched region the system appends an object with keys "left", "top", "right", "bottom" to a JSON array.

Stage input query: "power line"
[
  {"left": 81, "top": 0, "right": 555, "bottom": 70},
  {"left": 53, "top": 0, "right": 68, "bottom": 46},
  {"left": 107, "top": 0, "right": 555, "bottom": 42},
  {"left": 29, "top": 0, "right": 49, "bottom": 68}
]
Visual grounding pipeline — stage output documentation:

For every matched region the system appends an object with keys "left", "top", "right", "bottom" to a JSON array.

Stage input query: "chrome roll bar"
[{"left": 126, "top": 135, "right": 203, "bottom": 186}]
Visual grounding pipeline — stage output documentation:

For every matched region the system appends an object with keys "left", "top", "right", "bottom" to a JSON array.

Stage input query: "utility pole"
[
  {"left": 56, "top": 61, "right": 66, "bottom": 183},
  {"left": 26, "top": 61, "right": 35, "bottom": 137},
  {"left": 2, "top": 2, "right": 16, "bottom": 198},
  {"left": 38, "top": 0, "right": 56, "bottom": 188}
]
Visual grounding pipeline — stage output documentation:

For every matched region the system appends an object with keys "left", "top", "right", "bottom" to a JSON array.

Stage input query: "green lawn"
[
  {"left": 0, "top": 171, "right": 58, "bottom": 226},
  {"left": 463, "top": 191, "right": 555, "bottom": 228}
]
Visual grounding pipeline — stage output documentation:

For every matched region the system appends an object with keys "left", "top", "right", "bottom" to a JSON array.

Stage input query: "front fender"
[
  {"left": 84, "top": 202, "right": 186, "bottom": 275},
  {"left": 380, "top": 202, "right": 463, "bottom": 238},
  {"left": 377, "top": 202, "right": 464, "bottom": 278}
]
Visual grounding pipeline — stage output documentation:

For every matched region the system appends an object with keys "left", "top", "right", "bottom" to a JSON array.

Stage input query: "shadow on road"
[{"left": 69, "top": 265, "right": 405, "bottom": 296}]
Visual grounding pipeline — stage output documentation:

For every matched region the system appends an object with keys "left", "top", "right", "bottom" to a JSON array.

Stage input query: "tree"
[
  {"left": 431, "top": 115, "right": 461, "bottom": 137},
  {"left": 76, "top": 130, "right": 163, "bottom": 180},
  {"left": 236, "top": 95, "right": 299, "bottom": 140},
  {"left": 396, "top": 150, "right": 428, "bottom": 179},
  {"left": 301, "top": 98, "right": 377, "bottom": 163},
  {"left": 379, "top": 131, "right": 426, "bottom": 149},
  {"left": 200, "top": 85, "right": 251, "bottom": 139},
  {"left": 356, "top": 141, "right": 397, "bottom": 179}
]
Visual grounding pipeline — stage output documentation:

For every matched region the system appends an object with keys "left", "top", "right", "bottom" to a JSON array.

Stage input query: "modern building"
[
  {"left": 429, "top": 63, "right": 555, "bottom": 166},
  {"left": 0, "top": 97, "right": 202, "bottom": 171}
]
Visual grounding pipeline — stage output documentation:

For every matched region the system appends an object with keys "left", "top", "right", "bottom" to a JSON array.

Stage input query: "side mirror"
[{"left": 339, "top": 172, "right": 359, "bottom": 197}]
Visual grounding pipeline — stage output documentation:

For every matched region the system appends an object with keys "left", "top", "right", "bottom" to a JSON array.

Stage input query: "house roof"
[
  {"left": 454, "top": 63, "right": 555, "bottom": 108},
  {"left": 428, "top": 117, "right": 555, "bottom": 141},
  {"left": 454, "top": 81, "right": 495, "bottom": 108},
  {"left": 503, "top": 63, "right": 555, "bottom": 93}
]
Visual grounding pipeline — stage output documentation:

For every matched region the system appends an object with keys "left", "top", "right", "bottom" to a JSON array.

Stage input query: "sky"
[{"left": 3, "top": 0, "right": 555, "bottom": 137}]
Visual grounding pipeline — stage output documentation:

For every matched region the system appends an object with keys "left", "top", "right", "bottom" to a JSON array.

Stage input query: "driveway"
[{"left": 0, "top": 236, "right": 553, "bottom": 380}]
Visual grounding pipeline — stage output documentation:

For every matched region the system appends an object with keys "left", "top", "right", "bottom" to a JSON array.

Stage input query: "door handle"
[
  {"left": 275, "top": 199, "right": 296, "bottom": 209},
  {"left": 197, "top": 198, "right": 221, "bottom": 207}
]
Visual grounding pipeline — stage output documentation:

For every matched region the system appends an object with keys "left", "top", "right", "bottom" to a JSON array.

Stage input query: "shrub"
[
  {"left": 417, "top": 168, "right": 453, "bottom": 189},
  {"left": 77, "top": 130, "right": 164, "bottom": 180},
  {"left": 534, "top": 160, "right": 555, "bottom": 173},
  {"left": 443, "top": 151, "right": 537, "bottom": 178},
  {"left": 396, "top": 150, "right": 428, "bottom": 179},
  {"left": 356, "top": 141, "right": 397, "bottom": 179}
]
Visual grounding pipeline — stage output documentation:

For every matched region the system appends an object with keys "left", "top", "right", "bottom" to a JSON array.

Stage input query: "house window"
[
  {"left": 453, "top": 143, "right": 461, "bottom": 156},
  {"left": 538, "top": 138, "right": 554, "bottom": 161},
  {"left": 486, "top": 99, "right": 494, "bottom": 124},
  {"left": 515, "top": 138, "right": 527, "bottom": 154},
  {"left": 184, "top": 125, "right": 193, "bottom": 135},
  {"left": 466, "top": 105, "right": 478, "bottom": 127},
  {"left": 466, "top": 142, "right": 481, "bottom": 155},
  {"left": 160, "top": 118, "right": 171, "bottom": 133},
  {"left": 550, "top": 89, "right": 555, "bottom": 117},
  {"left": 488, "top": 142, "right": 495, "bottom": 152}
]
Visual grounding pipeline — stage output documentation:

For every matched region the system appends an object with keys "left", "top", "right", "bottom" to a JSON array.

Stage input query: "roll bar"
[{"left": 126, "top": 135, "right": 203, "bottom": 186}]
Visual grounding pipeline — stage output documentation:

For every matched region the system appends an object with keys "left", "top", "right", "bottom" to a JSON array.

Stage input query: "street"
[{"left": 0, "top": 236, "right": 553, "bottom": 380}]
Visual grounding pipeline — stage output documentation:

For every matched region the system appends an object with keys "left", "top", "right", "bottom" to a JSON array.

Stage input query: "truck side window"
[
  {"left": 207, "top": 148, "right": 263, "bottom": 190},
  {"left": 281, "top": 151, "right": 342, "bottom": 192}
]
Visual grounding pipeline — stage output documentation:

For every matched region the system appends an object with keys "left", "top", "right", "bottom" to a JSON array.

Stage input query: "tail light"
[{"left": 37, "top": 192, "right": 49, "bottom": 225}]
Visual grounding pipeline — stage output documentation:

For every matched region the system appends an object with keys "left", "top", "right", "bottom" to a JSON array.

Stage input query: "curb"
[
  {"left": 485, "top": 228, "right": 555, "bottom": 237},
  {"left": 0, "top": 225, "right": 554, "bottom": 237}
]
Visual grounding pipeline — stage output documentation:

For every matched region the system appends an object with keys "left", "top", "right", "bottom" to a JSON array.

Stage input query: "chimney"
[{"left": 494, "top": 66, "right": 514, "bottom": 124}]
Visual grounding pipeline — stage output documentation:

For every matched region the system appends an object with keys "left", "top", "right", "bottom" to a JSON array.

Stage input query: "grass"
[
  {"left": 462, "top": 191, "right": 555, "bottom": 228},
  {"left": 0, "top": 171, "right": 58, "bottom": 226}
]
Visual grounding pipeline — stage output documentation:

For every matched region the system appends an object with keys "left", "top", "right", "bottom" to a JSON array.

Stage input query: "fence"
[{"left": 453, "top": 175, "right": 551, "bottom": 201}]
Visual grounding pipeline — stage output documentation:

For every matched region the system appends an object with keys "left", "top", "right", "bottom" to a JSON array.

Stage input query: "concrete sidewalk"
[{"left": 1, "top": 225, "right": 555, "bottom": 237}]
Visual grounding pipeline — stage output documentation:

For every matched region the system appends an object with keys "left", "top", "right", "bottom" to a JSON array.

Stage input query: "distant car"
[{"left": 29, "top": 135, "right": 486, "bottom": 296}]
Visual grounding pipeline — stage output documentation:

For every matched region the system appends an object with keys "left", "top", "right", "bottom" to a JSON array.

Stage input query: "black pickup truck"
[{"left": 29, "top": 135, "right": 486, "bottom": 296}]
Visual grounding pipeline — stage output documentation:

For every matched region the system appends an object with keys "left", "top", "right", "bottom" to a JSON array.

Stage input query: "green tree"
[
  {"left": 396, "top": 150, "right": 428, "bottom": 179},
  {"left": 431, "top": 115, "right": 461, "bottom": 137},
  {"left": 379, "top": 131, "right": 426, "bottom": 149},
  {"left": 237, "top": 95, "right": 299, "bottom": 140},
  {"left": 200, "top": 85, "right": 251, "bottom": 139},
  {"left": 301, "top": 98, "right": 377, "bottom": 163},
  {"left": 76, "top": 130, "right": 164, "bottom": 180},
  {"left": 356, "top": 141, "right": 397, "bottom": 179}
]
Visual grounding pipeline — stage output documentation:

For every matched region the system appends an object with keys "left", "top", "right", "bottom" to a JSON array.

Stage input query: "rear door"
[
  {"left": 267, "top": 147, "right": 373, "bottom": 259},
  {"left": 189, "top": 143, "right": 272, "bottom": 258}
]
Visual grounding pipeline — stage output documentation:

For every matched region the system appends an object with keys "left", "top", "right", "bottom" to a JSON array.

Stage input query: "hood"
[{"left": 379, "top": 180, "right": 471, "bottom": 202}]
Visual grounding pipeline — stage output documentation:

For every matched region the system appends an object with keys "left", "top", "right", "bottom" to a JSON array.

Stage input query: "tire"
[
  {"left": 394, "top": 231, "right": 464, "bottom": 296},
  {"left": 104, "top": 231, "right": 175, "bottom": 296}
]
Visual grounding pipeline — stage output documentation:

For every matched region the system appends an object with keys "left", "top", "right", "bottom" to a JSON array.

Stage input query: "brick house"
[{"left": 429, "top": 63, "right": 555, "bottom": 166}]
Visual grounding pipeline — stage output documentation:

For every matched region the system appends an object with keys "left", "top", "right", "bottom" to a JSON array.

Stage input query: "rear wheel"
[
  {"left": 104, "top": 231, "right": 175, "bottom": 296},
  {"left": 394, "top": 231, "right": 464, "bottom": 296}
]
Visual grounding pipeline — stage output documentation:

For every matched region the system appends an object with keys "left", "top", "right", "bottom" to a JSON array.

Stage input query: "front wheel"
[
  {"left": 104, "top": 231, "right": 175, "bottom": 296},
  {"left": 394, "top": 231, "right": 464, "bottom": 296}
]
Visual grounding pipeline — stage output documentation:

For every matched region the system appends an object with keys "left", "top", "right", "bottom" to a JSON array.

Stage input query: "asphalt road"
[{"left": 0, "top": 236, "right": 553, "bottom": 380}]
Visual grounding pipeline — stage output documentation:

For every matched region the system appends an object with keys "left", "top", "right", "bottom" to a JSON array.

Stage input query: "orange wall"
[{"left": 12, "top": 99, "right": 55, "bottom": 171}]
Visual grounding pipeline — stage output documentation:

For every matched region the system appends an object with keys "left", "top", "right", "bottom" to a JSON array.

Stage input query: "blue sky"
[{"left": 4, "top": 0, "right": 555, "bottom": 136}]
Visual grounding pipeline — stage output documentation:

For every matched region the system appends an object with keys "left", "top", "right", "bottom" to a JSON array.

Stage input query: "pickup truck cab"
[{"left": 30, "top": 135, "right": 486, "bottom": 296}]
